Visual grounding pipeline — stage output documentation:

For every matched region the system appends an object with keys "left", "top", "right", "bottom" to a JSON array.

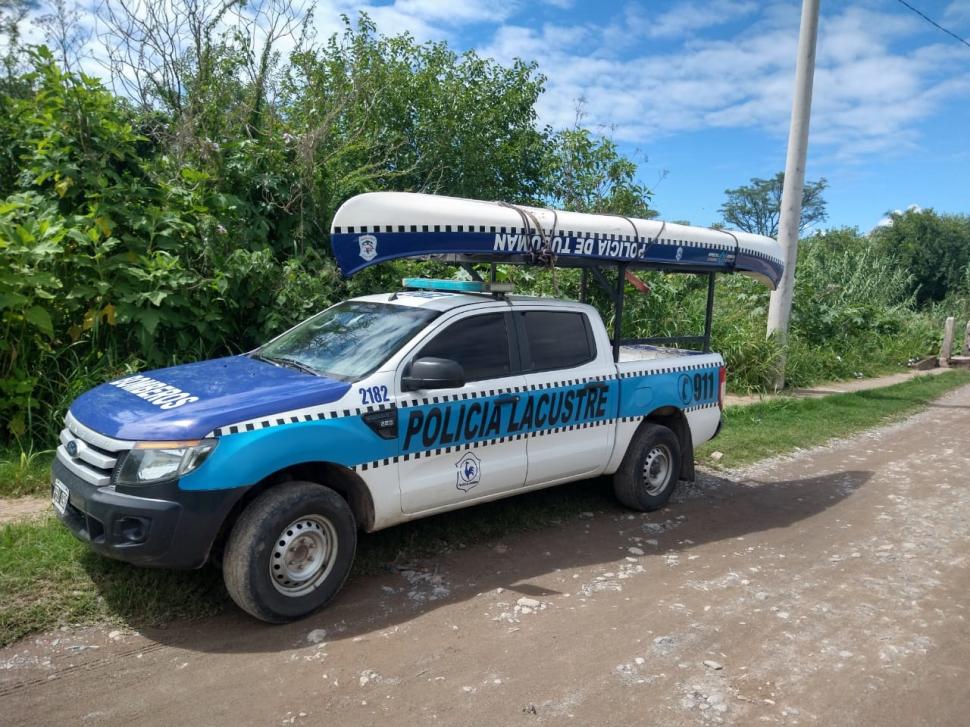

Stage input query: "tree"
[
  {"left": 542, "top": 114, "right": 655, "bottom": 218},
  {"left": 719, "top": 172, "right": 827, "bottom": 237},
  {"left": 872, "top": 208, "right": 970, "bottom": 305},
  {"left": 290, "top": 16, "right": 548, "bottom": 204},
  {"left": 0, "top": 11, "right": 658, "bottom": 446}
]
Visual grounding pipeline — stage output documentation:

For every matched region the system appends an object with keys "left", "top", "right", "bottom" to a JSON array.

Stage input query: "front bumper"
[{"left": 52, "top": 457, "right": 248, "bottom": 569}]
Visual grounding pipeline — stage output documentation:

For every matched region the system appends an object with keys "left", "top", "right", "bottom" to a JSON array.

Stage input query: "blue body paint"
[
  {"left": 69, "top": 355, "right": 350, "bottom": 441},
  {"left": 332, "top": 230, "right": 783, "bottom": 287},
  {"left": 177, "top": 365, "right": 720, "bottom": 492}
]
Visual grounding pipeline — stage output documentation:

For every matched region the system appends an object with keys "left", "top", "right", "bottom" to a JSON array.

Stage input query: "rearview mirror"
[{"left": 402, "top": 357, "right": 465, "bottom": 391}]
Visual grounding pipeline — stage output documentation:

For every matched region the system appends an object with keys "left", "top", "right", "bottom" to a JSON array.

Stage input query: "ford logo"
[{"left": 66, "top": 439, "right": 78, "bottom": 457}]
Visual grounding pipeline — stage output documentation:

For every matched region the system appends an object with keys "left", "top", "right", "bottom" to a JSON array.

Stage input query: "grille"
[{"left": 56, "top": 411, "right": 133, "bottom": 487}]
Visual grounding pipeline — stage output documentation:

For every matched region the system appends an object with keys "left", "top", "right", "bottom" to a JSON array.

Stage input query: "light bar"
[
  {"left": 401, "top": 278, "right": 515, "bottom": 295},
  {"left": 402, "top": 278, "right": 486, "bottom": 292}
]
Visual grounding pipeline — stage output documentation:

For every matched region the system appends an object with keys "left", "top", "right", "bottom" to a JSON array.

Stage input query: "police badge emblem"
[
  {"left": 455, "top": 452, "right": 481, "bottom": 493},
  {"left": 358, "top": 234, "right": 378, "bottom": 261}
]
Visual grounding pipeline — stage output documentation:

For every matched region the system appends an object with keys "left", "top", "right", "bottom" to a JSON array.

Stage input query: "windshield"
[{"left": 256, "top": 301, "right": 438, "bottom": 380}]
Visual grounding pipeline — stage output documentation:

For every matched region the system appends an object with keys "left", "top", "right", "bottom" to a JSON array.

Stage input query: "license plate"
[{"left": 52, "top": 479, "right": 70, "bottom": 515}]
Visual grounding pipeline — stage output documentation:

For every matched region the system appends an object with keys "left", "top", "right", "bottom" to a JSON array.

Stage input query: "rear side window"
[
  {"left": 416, "top": 313, "right": 512, "bottom": 381},
  {"left": 519, "top": 311, "right": 594, "bottom": 371}
]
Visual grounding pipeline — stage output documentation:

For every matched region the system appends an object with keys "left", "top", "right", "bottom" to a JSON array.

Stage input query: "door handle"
[{"left": 495, "top": 393, "right": 520, "bottom": 404}]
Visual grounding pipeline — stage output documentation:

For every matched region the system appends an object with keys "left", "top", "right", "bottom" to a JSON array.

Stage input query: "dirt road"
[
  {"left": 722, "top": 366, "right": 948, "bottom": 407},
  {"left": 4, "top": 386, "right": 970, "bottom": 726}
]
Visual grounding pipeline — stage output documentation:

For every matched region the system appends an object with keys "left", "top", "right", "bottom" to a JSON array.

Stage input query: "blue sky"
[
  {"left": 22, "top": 0, "right": 970, "bottom": 231},
  {"left": 312, "top": 0, "right": 970, "bottom": 231}
]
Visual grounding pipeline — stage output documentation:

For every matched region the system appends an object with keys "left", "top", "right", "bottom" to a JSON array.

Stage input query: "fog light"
[{"left": 118, "top": 516, "right": 149, "bottom": 543}]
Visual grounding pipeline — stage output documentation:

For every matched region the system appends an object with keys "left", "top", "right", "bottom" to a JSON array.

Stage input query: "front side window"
[
  {"left": 257, "top": 302, "right": 438, "bottom": 380},
  {"left": 519, "top": 311, "right": 593, "bottom": 371},
  {"left": 416, "top": 313, "right": 512, "bottom": 381}
]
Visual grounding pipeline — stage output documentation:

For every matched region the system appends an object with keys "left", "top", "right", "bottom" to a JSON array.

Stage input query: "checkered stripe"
[
  {"left": 616, "top": 362, "right": 714, "bottom": 379},
  {"left": 331, "top": 225, "right": 781, "bottom": 267},
  {"left": 351, "top": 403, "right": 720, "bottom": 473},
  {"left": 207, "top": 360, "right": 721, "bottom": 438},
  {"left": 336, "top": 224, "right": 653, "bottom": 241},
  {"left": 682, "top": 402, "right": 721, "bottom": 413},
  {"left": 397, "top": 373, "right": 614, "bottom": 409},
  {"left": 208, "top": 403, "right": 396, "bottom": 437},
  {"left": 613, "top": 401, "right": 719, "bottom": 422},
  {"left": 738, "top": 246, "right": 780, "bottom": 263}
]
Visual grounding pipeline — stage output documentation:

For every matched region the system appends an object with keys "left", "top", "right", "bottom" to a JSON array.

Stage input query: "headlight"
[{"left": 115, "top": 439, "right": 218, "bottom": 486}]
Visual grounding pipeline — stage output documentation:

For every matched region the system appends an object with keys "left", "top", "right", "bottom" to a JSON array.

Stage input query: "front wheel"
[
  {"left": 612, "top": 423, "right": 682, "bottom": 512},
  {"left": 223, "top": 481, "right": 357, "bottom": 623}
]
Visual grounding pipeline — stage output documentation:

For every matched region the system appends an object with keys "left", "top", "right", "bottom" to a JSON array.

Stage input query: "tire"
[
  {"left": 612, "top": 423, "right": 682, "bottom": 512},
  {"left": 223, "top": 481, "right": 357, "bottom": 623}
]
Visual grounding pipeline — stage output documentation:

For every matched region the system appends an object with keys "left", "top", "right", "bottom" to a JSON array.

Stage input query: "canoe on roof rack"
[
  {"left": 329, "top": 192, "right": 784, "bottom": 289},
  {"left": 330, "top": 192, "right": 785, "bottom": 359}
]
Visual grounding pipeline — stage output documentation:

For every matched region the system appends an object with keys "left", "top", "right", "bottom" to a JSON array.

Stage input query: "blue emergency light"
[
  {"left": 402, "top": 278, "right": 485, "bottom": 292},
  {"left": 401, "top": 278, "right": 514, "bottom": 295}
]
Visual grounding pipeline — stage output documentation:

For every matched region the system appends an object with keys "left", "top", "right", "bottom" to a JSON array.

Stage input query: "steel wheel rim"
[
  {"left": 642, "top": 445, "right": 672, "bottom": 496},
  {"left": 270, "top": 515, "right": 338, "bottom": 597}
]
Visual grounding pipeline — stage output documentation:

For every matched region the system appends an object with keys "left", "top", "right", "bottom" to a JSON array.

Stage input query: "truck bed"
[{"left": 617, "top": 344, "right": 708, "bottom": 364}]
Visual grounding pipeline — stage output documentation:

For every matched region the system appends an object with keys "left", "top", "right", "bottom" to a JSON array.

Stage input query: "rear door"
[
  {"left": 515, "top": 308, "right": 617, "bottom": 485},
  {"left": 396, "top": 311, "right": 529, "bottom": 514}
]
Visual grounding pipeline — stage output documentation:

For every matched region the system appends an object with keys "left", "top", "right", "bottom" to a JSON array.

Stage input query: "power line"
[{"left": 895, "top": 0, "right": 970, "bottom": 49}]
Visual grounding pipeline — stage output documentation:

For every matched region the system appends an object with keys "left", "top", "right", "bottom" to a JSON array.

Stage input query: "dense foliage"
[
  {"left": 0, "top": 15, "right": 656, "bottom": 446},
  {"left": 0, "top": 9, "right": 961, "bottom": 451},
  {"left": 871, "top": 208, "right": 970, "bottom": 306}
]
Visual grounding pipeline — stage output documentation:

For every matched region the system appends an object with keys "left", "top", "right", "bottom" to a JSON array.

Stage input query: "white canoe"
[{"left": 331, "top": 192, "right": 784, "bottom": 288}]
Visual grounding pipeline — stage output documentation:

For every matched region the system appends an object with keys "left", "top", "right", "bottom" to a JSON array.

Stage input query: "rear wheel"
[
  {"left": 613, "top": 423, "right": 682, "bottom": 512},
  {"left": 223, "top": 481, "right": 357, "bottom": 623}
]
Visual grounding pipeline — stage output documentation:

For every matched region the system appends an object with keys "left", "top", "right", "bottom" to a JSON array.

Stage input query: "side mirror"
[{"left": 402, "top": 357, "right": 465, "bottom": 391}]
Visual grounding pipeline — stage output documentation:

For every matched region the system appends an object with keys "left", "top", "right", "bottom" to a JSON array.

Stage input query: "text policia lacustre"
[{"left": 403, "top": 384, "right": 610, "bottom": 450}]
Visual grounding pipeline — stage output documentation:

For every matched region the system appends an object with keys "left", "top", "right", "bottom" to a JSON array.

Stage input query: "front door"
[{"left": 397, "top": 311, "right": 528, "bottom": 514}]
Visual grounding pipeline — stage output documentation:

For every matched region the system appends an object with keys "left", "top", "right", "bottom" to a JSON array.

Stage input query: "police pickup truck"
[{"left": 52, "top": 192, "right": 783, "bottom": 622}]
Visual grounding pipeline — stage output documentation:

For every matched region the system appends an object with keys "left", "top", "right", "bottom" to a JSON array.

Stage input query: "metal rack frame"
[{"left": 460, "top": 260, "right": 717, "bottom": 362}]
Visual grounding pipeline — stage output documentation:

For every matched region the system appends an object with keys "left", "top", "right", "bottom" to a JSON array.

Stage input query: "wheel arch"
[
  {"left": 638, "top": 406, "right": 695, "bottom": 482},
  {"left": 210, "top": 461, "right": 375, "bottom": 565}
]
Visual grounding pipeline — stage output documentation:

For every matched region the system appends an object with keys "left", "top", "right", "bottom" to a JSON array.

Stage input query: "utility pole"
[{"left": 766, "top": 0, "right": 820, "bottom": 390}]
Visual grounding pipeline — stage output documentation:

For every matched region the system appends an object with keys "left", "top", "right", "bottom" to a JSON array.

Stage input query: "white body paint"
[
  {"left": 207, "top": 291, "right": 725, "bottom": 532},
  {"left": 222, "top": 292, "right": 721, "bottom": 532}
]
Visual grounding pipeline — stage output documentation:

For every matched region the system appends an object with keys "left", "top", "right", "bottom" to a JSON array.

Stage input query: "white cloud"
[
  {"left": 537, "top": 0, "right": 575, "bottom": 9},
  {"left": 358, "top": 0, "right": 515, "bottom": 39},
  {"left": 12, "top": 0, "right": 970, "bottom": 165},
  {"left": 876, "top": 203, "right": 923, "bottom": 228},
  {"left": 312, "top": 0, "right": 526, "bottom": 43},
  {"left": 618, "top": 0, "right": 758, "bottom": 40},
  {"left": 482, "top": 1, "right": 970, "bottom": 160},
  {"left": 943, "top": 0, "right": 970, "bottom": 30}
]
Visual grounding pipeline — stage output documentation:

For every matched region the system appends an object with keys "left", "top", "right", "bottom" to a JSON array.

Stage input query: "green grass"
[
  {"left": 697, "top": 370, "right": 970, "bottom": 467},
  {"left": 1, "top": 369, "right": 968, "bottom": 645},
  {"left": 0, "top": 516, "right": 229, "bottom": 645},
  {"left": 0, "top": 447, "right": 54, "bottom": 497}
]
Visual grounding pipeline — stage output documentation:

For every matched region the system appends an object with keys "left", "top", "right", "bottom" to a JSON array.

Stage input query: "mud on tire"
[{"left": 223, "top": 481, "right": 357, "bottom": 623}]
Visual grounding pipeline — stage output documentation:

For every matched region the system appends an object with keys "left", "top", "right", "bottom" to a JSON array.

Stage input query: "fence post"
[
  {"left": 940, "top": 316, "right": 955, "bottom": 365},
  {"left": 963, "top": 321, "right": 970, "bottom": 356}
]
